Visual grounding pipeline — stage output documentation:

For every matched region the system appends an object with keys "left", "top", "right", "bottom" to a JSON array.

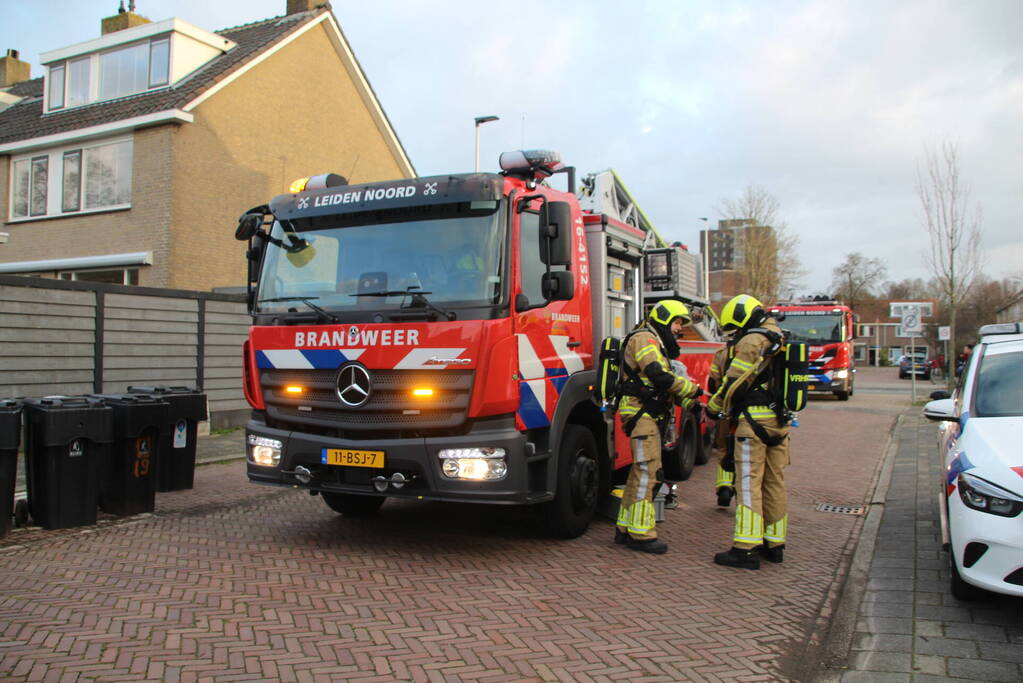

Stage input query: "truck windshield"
[
  {"left": 779, "top": 314, "right": 844, "bottom": 343},
  {"left": 255, "top": 204, "right": 505, "bottom": 314}
]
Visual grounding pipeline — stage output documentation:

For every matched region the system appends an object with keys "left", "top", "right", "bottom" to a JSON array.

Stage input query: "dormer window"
[{"left": 47, "top": 38, "right": 169, "bottom": 111}]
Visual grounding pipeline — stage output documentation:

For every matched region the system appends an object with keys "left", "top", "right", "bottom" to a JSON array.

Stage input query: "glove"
[{"left": 692, "top": 387, "right": 704, "bottom": 399}]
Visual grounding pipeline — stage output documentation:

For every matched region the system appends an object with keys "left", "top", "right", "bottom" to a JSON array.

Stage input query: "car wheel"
[
  {"left": 663, "top": 411, "right": 698, "bottom": 482},
  {"left": 834, "top": 390, "right": 850, "bottom": 401},
  {"left": 949, "top": 552, "right": 987, "bottom": 601},
  {"left": 321, "top": 492, "right": 386, "bottom": 516},
  {"left": 542, "top": 425, "right": 600, "bottom": 539},
  {"left": 899, "top": 371, "right": 907, "bottom": 379}
]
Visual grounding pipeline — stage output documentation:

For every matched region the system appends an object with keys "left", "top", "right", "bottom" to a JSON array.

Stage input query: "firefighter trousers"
[
  {"left": 732, "top": 416, "right": 789, "bottom": 550},
  {"left": 616, "top": 416, "right": 662, "bottom": 541}
]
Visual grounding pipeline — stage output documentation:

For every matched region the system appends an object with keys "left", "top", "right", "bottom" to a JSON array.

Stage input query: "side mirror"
[
  {"left": 236, "top": 207, "right": 267, "bottom": 241},
  {"left": 542, "top": 271, "right": 574, "bottom": 301},
  {"left": 922, "top": 397, "right": 957, "bottom": 422},
  {"left": 247, "top": 232, "right": 265, "bottom": 285},
  {"left": 929, "top": 390, "right": 951, "bottom": 400},
  {"left": 539, "top": 201, "right": 573, "bottom": 266}
]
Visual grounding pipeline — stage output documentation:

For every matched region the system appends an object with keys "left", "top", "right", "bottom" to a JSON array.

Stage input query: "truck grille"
[{"left": 260, "top": 368, "right": 473, "bottom": 434}]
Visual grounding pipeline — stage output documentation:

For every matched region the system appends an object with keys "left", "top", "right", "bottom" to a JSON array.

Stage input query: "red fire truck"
[
  {"left": 234, "top": 149, "right": 718, "bottom": 537},
  {"left": 768, "top": 300, "right": 856, "bottom": 400}
]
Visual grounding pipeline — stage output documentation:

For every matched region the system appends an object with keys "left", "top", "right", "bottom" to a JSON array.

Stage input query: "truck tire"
[
  {"left": 662, "top": 411, "right": 698, "bottom": 481},
  {"left": 321, "top": 492, "right": 386, "bottom": 516},
  {"left": 543, "top": 424, "right": 600, "bottom": 539},
  {"left": 695, "top": 413, "right": 712, "bottom": 465}
]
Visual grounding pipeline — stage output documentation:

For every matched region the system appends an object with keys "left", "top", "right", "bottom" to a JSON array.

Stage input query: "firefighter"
[
  {"left": 615, "top": 299, "right": 703, "bottom": 554},
  {"left": 707, "top": 331, "right": 737, "bottom": 507},
  {"left": 706, "top": 294, "right": 789, "bottom": 569}
]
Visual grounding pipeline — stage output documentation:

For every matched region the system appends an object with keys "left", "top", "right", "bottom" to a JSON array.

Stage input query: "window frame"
[
  {"left": 7, "top": 137, "right": 133, "bottom": 222},
  {"left": 45, "top": 35, "right": 172, "bottom": 112}
]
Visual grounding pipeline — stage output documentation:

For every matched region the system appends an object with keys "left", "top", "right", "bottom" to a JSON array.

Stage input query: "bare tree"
[
  {"left": 715, "top": 185, "right": 805, "bottom": 303},
  {"left": 880, "top": 277, "right": 935, "bottom": 301},
  {"left": 917, "top": 141, "right": 983, "bottom": 388},
  {"left": 831, "top": 252, "right": 887, "bottom": 310}
]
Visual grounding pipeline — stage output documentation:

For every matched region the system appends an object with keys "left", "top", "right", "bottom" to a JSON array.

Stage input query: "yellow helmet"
[
  {"left": 720, "top": 294, "right": 763, "bottom": 331},
  {"left": 649, "top": 299, "right": 691, "bottom": 327}
]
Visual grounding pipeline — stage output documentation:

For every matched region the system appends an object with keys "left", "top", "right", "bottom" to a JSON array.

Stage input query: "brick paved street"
[{"left": 2, "top": 369, "right": 908, "bottom": 681}]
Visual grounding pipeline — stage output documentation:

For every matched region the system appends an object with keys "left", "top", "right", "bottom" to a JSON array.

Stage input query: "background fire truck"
[
  {"left": 235, "top": 150, "right": 719, "bottom": 538},
  {"left": 769, "top": 300, "right": 856, "bottom": 400}
]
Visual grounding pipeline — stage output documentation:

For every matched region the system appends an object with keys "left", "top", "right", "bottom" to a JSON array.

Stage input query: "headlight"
[
  {"left": 957, "top": 473, "right": 1023, "bottom": 517},
  {"left": 247, "top": 434, "right": 282, "bottom": 467},
  {"left": 438, "top": 447, "right": 507, "bottom": 480},
  {"left": 833, "top": 369, "right": 849, "bottom": 379}
]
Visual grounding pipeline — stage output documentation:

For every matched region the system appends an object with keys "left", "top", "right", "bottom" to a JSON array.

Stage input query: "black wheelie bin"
[
  {"left": 89, "top": 394, "right": 169, "bottom": 516},
  {"left": 0, "top": 400, "right": 21, "bottom": 538},
  {"left": 128, "top": 386, "right": 208, "bottom": 491},
  {"left": 23, "top": 396, "right": 112, "bottom": 530}
]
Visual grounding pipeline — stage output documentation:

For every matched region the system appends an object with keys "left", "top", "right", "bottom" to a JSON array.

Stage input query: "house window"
[
  {"left": 62, "top": 151, "right": 82, "bottom": 213},
  {"left": 59, "top": 268, "right": 139, "bottom": 285},
  {"left": 84, "top": 141, "right": 132, "bottom": 209},
  {"left": 8, "top": 138, "right": 132, "bottom": 220},
  {"left": 12, "top": 157, "right": 51, "bottom": 219},
  {"left": 149, "top": 39, "right": 169, "bottom": 87},
  {"left": 48, "top": 65, "right": 65, "bottom": 109},
  {"left": 46, "top": 37, "right": 170, "bottom": 111},
  {"left": 67, "top": 57, "right": 91, "bottom": 108}
]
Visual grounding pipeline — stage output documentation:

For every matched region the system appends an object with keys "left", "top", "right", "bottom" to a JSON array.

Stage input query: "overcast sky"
[{"left": 4, "top": 0, "right": 1021, "bottom": 294}]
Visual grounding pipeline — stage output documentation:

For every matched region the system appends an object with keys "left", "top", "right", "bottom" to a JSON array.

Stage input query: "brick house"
[
  {"left": 0, "top": 0, "right": 414, "bottom": 290},
  {"left": 853, "top": 298, "right": 940, "bottom": 366}
]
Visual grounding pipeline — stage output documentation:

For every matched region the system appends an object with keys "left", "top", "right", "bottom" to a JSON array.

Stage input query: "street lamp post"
[
  {"left": 474, "top": 115, "right": 499, "bottom": 172},
  {"left": 698, "top": 217, "right": 709, "bottom": 302}
]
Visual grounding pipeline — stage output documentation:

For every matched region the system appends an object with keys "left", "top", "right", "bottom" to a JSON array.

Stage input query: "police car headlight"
[
  {"left": 833, "top": 369, "right": 849, "bottom": 379},
  {"left": 957, "top": 473, "right": 1023, "bottom": 517},
  {"left": 438, "top": 447, "right": 507, "bottom": 480},
  {"left": 248, "top": 435, "right": 282, "bottom": 467}
]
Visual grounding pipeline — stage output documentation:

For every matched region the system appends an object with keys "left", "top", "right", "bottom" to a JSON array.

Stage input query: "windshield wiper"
[
  {"left": 257, "top": 296, "right": 339, "bottom": 323},
  {"left": 351, "top": 288, "right": 456, "bottom": 321}
]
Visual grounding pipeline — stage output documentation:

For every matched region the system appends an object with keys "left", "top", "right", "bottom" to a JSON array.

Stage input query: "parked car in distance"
[
  {"left": 899, "top": 352, "right": 930, "bottom": 379},
  {"left": 923, "top": 322, "right": 1023, "bottom": 600}
]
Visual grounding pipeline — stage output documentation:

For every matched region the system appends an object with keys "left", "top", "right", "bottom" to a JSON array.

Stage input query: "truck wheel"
[
  {"left": 662, "top": 412, "right": 698, "bottom": 481},
  {"left": 695, "top": 413, "right": 712, "bottom": 465},
  {"left": 13, "top": 498, "right": 30, "bottom": 528},
  {"left": 543, "top": 425, "right": 599, "bottom": 539},
  {"left": 321, "top": 492, "right": 386, "bottom": 516}
]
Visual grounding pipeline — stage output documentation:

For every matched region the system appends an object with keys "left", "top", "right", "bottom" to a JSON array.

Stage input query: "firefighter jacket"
[
  {"left": 707, "top": 342, "right": 734, "bottom": 395},
  {"left": 706, "top": 317, "right": 783, "bottom": 423},
  {"left": 619, "top": 324, "right": 701, "bottom": 426}
]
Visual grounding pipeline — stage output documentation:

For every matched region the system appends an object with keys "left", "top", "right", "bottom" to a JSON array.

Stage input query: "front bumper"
[
  {"left": 949, "top": 497, "right": 1023, "bottom": 597},
  {"left": 807, "top": 373, "right": 852, "bottom": 393},
  {"left": 245, "top": 416, "right": 552, "bottom": 505}
]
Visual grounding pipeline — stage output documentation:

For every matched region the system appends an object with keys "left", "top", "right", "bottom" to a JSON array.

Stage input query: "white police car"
[{"left": 923, "top": 322, "right": 1023, "bottom": 600}]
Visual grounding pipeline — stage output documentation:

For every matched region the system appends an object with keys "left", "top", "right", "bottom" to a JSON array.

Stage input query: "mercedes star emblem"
[{"left": 336, "top": 363, "right": 371, "bottom": 407}]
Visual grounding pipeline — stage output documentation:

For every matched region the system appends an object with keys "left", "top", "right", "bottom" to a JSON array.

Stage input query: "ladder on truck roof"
[
  {"left": 578, "top": 169, "right": 716, "bottom": 341},
  {"left": 577, "top": 169, "right": 669, "bottom": 248}
]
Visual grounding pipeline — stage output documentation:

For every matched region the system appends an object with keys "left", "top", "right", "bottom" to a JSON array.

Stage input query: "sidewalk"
[{"left": 818, "top": 411, "right": 1023, "bottom": 682}]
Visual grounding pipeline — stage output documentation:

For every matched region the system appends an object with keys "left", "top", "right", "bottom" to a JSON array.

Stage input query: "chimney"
[
  {"left": 0, "top": 49, "right": 31, "bottom": 87},
  {"left": 287, "top": 0, "right": 331, "bottom": 14},
  {"left": 101, "top": 1, "right": 151, "bottom": 35}
]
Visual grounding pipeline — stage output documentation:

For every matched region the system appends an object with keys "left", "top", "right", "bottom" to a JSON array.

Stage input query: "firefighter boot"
[
  {"left": 713, "top": 547, "right": 760, "bottom": 570},
  {"left": 614, "top": 528, "right": 628, "bottom": 545},
  {"left": 716, "top": 486, "right": 735, "bottom": 507},
  {"left": 757, "top": 544, "right": 785, "bottom": 563},
  {"left": 627, "top": 537, "right": 668, "bottom": 554}
]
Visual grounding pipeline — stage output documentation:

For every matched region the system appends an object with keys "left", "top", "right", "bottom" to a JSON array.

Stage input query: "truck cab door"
[{"left": 512, "top": 197, "right": 589, "bottom": 430}]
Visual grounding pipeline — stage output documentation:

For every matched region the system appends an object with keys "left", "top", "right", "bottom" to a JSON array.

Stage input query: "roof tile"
[{"left": 0, "top": 10, "right": 319, "bottom": 147}]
